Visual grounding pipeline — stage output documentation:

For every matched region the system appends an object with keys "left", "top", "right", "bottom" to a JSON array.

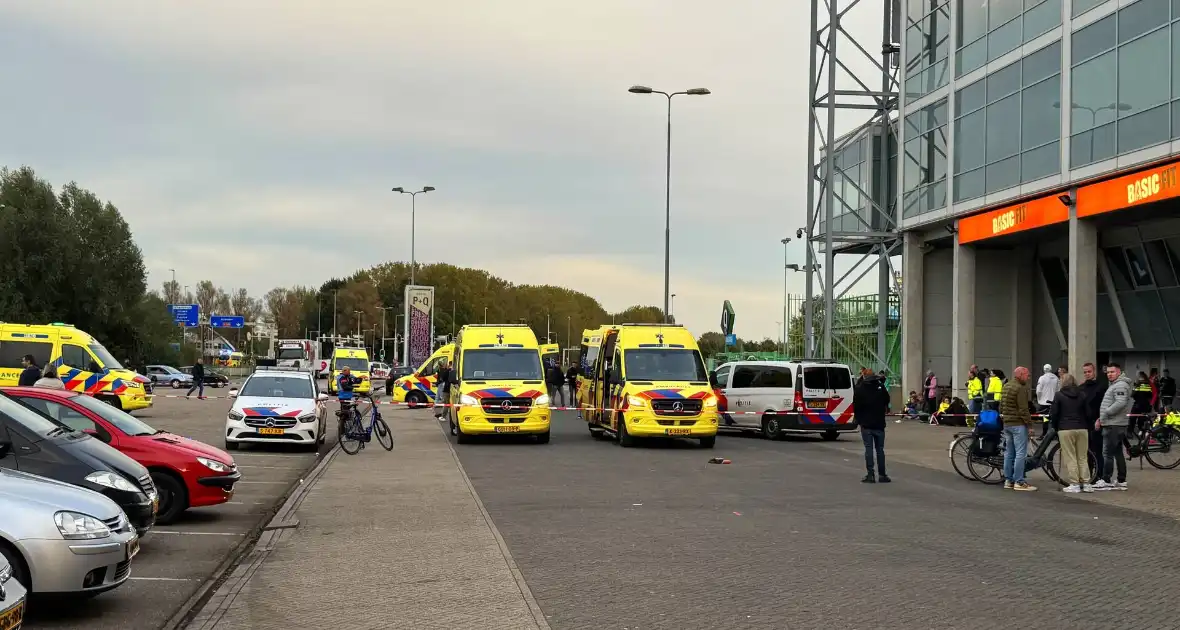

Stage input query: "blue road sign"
[
  {"left": 724, "top": 334, "right": 737, "bottom": 347},
  {"left": 168, "top": 304, "right": 200, "bottom": 327},
  {"left": 211, "top": 315, "right": 245, "bottom": 328}
]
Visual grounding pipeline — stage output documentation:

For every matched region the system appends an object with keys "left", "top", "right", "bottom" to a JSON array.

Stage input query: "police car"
[{"left": 224, "top": 364, "right": 329, "bottom": 451}]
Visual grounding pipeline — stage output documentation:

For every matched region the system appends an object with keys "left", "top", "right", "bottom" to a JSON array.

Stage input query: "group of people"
[
  {"left": 16, "top": 354, "right": 66, "bottom": 389},
  {"left": 544, "top": 360, "right": 580, "bottom": 408}
]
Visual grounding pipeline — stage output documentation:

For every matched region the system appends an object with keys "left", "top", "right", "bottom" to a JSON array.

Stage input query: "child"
[
  {"left": 1164, "top": 405, "right": 1180, "bottom": 427},
  {"left": 930, "top": 395, "right": 951, "bottom": 426}
]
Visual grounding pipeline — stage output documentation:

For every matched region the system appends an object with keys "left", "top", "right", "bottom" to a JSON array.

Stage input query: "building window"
[
  {"left": 818, "top": 137, "right": 874, "bottom": 235},
  {"left": 953, "top": 40, "right": 1062, "bottom": 202},
  {"left": 1069, "top": 0, "right": 1178, "bottom": 168},
  {"left": 1073, "top": 0, "right": 1109, "bottom": 18},
  {"left": 902, "top": 99, "right": 949, "bottom": 218},
  {"left": 905, "top": 0, "right": 951, "bottom": 99},
  {"left": 955, "top": 0, "right": 1062, "bottom": 77}
]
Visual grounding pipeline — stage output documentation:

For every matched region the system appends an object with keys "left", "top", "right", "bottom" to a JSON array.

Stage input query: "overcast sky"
[{"left": 0, "top": 1, "right": 887, "bottom": 341}]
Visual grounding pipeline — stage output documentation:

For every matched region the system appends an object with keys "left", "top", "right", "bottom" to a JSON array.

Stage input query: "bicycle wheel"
[
  {"left": 1044, "top": 445, "right": 1068, "bottom": 486},
  {"left": 949, "top": 436, "right": 976, "bottom": 481},
  {"left": 1145, "top": 425, "right": 1180, "bottom": 469},
  {"left": 374, "top": 417, "right": 394, "bottom": 451},
  {"left": 339, "top": 413, "right": 363, "bottom": 455},
  {"left": 967, "top": 451, "right": 1004, "bottom": 485}
]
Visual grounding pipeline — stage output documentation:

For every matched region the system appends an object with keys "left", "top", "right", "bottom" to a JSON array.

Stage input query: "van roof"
[
  {"left": 459, "top": 325, "right": 538, "bottom": 347},
  {"left": 615, "top": 324, "right": 697, "bottom": 349},
  {"left": 333, "top": 348, "right": 368, "bottom": 357},
  {"left": 0, "top": 322, "right": 95, "bottom": 342}
]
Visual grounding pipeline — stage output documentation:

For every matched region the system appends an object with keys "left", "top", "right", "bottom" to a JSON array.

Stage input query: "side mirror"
[
  {"left": 228, "top": 389, "right": 239, "bottom": 399},
  {"left": 709, "top": 371, "right": 720, "bottom": 389},
  {"left": 0, "top": 441, "right": 10, "bottom": 458},
  {"left": 316, "top": 393, "right": 329, "bottom": 402}
]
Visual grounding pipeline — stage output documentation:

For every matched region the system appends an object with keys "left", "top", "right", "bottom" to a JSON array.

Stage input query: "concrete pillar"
[
  {"left": 951, "top": 232, "right": 976, "bottom": 399},
  {"left": 901, "top": 233, "right": 924, "bottom": 395},
  {"left": 1068, "top": 212, "right": 1098, "bottom": 376},
  {"left": 1011, "top": 247, "right": 1034, "bottom": 370}
]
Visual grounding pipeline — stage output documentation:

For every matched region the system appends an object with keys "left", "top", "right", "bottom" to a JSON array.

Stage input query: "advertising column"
[{"left": 403, "top": 285, "right": 435, "bottom": 369}]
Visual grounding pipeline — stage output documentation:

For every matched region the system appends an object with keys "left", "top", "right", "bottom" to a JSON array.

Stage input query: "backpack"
[{"left": 975, "top": 409, "right": 1001, "bottom": 433}]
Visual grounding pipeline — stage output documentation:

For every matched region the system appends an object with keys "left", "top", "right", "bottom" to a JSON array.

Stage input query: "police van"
[{"left": 712, "top": 359, "right": 856, "bottom": 441}]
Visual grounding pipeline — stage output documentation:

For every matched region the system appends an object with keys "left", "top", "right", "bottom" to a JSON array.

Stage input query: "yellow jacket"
[
  {"left": 937, "top": 401, "right": 950, "bottom": 414},
  {"left": 967, "top": 377, "right": 983, "bottom": 398},
  {"left": 1165, "top": 411, "right": 1180, "bottom": 427},
  {"left": 988, "top": 377, "right": 1003, "bottom": 401}
]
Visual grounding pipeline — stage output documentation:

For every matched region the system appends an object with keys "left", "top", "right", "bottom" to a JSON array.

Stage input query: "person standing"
[
  {"left": 853, "top": 368, "right": 891, "bottom": 483},
  {"left": 1159, "top": 368, "right": 1176, "bottom": 411},
  {"left": 186, "top": 359, "right": 206, "bottom": 399},
  {"left": 1131, "top": 371, "right": 1153, "bottom": 434},
  {"left": 1036, "top": 364, "right": 1059, "bottom": 437},
  {"left": 434, "top": 358, "right": 452, "bottom": 421},
  {"left": 1079, "top": 362, "right": 1107, "bottom": 482},
  {"left": 1094, "top": 363, "right": 1133, "bottom": 491},
  {"left": 565, "top": 363, "right": 579, "bottom": 409},
  {"left": 966, "top": 365, "right": 983, "bottom": 416},
  {"left": 999, "top": 366, "right": 1036, "bottom": 491},
  {"left": 1050, "top": 373, "right": 1091, "bottom": 493},
  {"left": 985, "top": 369, "right": 1004, "bottom": 411},
  {"left": 34, "top": 364, "right": 65, "bottom": 389},
  {"left": 17, "top": 355, "right": 41, "bottom": 387},
  {"left": 923, "top": 370, "right": 938, "bottom": 415},
  {"left": 1149, "top": 367, "right": 1160, "bottom": 412},
  {"left": 545, "top": 360, "right": 566, "bottom": 408}
]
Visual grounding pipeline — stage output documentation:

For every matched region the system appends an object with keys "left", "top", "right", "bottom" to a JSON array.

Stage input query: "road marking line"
[
  {"left": 151, "top": 530, "right": 245, "bottom": 536},
  {"left": 130, "top": 576, "right": 194, "bottom": 581}
]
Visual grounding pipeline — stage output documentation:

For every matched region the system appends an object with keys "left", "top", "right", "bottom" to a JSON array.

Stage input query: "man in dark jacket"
[
  {"left": 565, "top": 364, "right": 579, "bottom": 407},
  {"left": 1079, "top": 362, "right": 1106, "bottom": 481},
  {"left": 853, "top": 368, "right": 891, "bottom": 483},
  {"left": 186, "top": 359, "right": 206, "bottom": 399},
  {"left": 1159, "top": 368, "right": 1176, "bottom": 411},
  {"left": 17, "top": 355, "right": 41, "bottom": 387},
  {"left": 545, "top": 361, "right": 566, "bottom": 408},
  {"left": 1049, "top": 373, "right": 1092, "bottom": 492}
]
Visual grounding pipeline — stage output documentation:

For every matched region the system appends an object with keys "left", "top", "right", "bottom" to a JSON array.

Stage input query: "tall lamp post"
[
  {"left": 353, "top": 310, "right": 363, "bottom": 338},
  {"left": 670, "top": 293, "right": 677, "bottom": 322},
  {"left": 627, "top": 84, "right": 711, "bottom": 323},
  {"left": 378, "top": 306, "right": 396, "bottom": 362},
  {"left": 780, "top": 237, "right": 792, "bottom": 356},
  {"left": 483, "top": 306, "right": 488, "bottom": 324},
  {"left": 390, "top": 186, "right": 436, "bottom": 287}
]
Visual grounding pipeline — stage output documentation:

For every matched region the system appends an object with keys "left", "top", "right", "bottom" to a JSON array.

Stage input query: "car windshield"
[
  {"left": 71, "top": 393, "right": 160, "bottom": 436},
  {"left": 461, "top": 349, "right": 543, "bottom": 380},
  {"left": 623, "top": 349, "right": 708, "bottom": 382},
  {"left": 333, "top": 358, "right": 369, "bottom": 372},
  {"left": 240, "top": 376, "right": 314, "bottom": 399},
  {"left": 89, "top": 343, "right": 124, "bottom": 370},
  {"left": 0, "top": 393, "right": 71, "bottom": 437},
  {"left": 276, "top": 347, "right": 306, "bottom": 360}
]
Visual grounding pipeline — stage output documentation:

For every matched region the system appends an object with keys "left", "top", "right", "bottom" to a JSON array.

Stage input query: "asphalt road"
[
  {"left": 452, "top": 410, "right": 1180, "bottom": 629},
  {"left": 22, "top": 384, "right": 338, "bottom": 630}
]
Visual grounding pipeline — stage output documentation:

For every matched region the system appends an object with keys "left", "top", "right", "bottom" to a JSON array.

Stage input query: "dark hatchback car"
[
  {"left": 0, "top": 391, "right": 157, "bottom": 536},
  {"left": 180, "top": 366, "right": 231, "bottom": 387}
]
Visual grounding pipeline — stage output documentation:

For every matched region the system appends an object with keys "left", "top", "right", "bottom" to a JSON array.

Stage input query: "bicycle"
[
  {"left": 1120, "top": 413, "right": 1180, "bottom": 470},
  {"left": 949, "top": 430, "right": 1043, "bottom": 482},
  {"left": 336, "top": 394, "right": 394, "bottom": 455},
  {"left": 951, "top": 426, "right": 1096, "bottom": 486}
]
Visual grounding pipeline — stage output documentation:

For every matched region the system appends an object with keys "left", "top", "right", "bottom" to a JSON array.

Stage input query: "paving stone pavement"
[
  {"left": 185, "top": 409, "right": 548, "bottom": 630},
  {"left": 813, "top": 420, "right": 1180, "bottom": 523}
]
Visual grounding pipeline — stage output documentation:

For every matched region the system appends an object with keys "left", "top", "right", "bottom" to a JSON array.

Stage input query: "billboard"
[{"left": 403, "top": 285, "right": 435, "bottom": 369}]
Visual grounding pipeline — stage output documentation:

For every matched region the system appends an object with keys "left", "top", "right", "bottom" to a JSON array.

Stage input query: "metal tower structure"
[{"left": 803, "top": 0, "right": 902, "bottom": 370}]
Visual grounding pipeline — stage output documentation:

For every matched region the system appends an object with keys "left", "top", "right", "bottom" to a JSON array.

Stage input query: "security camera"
[{"left": 796, "top": 228, "right": 804, "bottom": 239}]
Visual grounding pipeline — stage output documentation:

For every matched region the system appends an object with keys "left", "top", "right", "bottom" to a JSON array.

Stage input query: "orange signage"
[
  {"left": 956, "top": 195, "right": 1069, "bottom": 244},
  {"left": 1077, "top": 159, "right": 1180, "bottom": 218}
]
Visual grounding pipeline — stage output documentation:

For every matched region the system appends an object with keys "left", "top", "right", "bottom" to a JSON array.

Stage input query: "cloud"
[{"left": 0, "top": 0, "right": 891, "bottom": 340}]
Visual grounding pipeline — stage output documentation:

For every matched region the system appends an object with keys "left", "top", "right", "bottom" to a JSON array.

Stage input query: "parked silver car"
[
  {"left": 0, "top": 468, "right": 138, "bottom": 597},
  {"left": 0, "top": 552, "right": 26, "bottom": 630}
]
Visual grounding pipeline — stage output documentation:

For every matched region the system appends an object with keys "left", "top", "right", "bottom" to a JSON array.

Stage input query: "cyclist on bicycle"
[{"left": 336, "top": 366, "right": 364, "bottom": 412}]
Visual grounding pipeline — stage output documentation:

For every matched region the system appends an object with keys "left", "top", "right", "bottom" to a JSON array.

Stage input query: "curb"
[
  {"left": 159, "top": 443, "right": 341, "bottom": 630},
  {"left": 436, "top": 418, "right": 552, "bottom": 630}
]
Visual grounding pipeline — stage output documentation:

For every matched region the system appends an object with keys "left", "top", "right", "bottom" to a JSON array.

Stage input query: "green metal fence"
[{"left": 784, "top": 293, "right": 900, "bottom": 376}]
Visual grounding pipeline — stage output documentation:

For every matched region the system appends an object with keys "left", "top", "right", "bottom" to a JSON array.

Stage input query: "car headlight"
[
  {"left": 704, "top": 396, "right": 718, "bottom": 407},
  {"left": 0, "top": 561, "right": 11, "bottom": 583},
  {"left": 535, "top": 394, "right": 550, "bottom": 406},
  {"left": 84, "top": 471, "right": 141, "bottom": 494},
  {"left": 197, "top": 456, "right": 231, "bottom": 472},
  {"left": 54, "top": 511, "right": 111, "bottom": 540},
  {"left": 627, "top": 395, "right": 647, "bottom": 408},
  {"left": 459, "top": 394, "right": 478, "bottom": 407},
  {"left": 297, "top": 413, "right": 317, "bottom": 423},
  {"left": 228, "top": 410, "right": 245, "bottom": 421}
]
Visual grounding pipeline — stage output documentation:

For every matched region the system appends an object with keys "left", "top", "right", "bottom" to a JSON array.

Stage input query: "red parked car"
[{"left": 2, "top": 387, "right": 241, "bottom": 524}]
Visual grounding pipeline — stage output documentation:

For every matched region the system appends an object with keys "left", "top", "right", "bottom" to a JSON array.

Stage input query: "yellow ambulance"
[
  {"left": 326, "top": 347, "right": 371, "bottom": 395},
  {"left": 388, "top": 343, "right": 454, "bottom": 406},
  {"left": 0, "top": 322, "right": 153, "bottom": 410},
  {"left": 446, "top": 325, "right": 550, "bottom": 444}
]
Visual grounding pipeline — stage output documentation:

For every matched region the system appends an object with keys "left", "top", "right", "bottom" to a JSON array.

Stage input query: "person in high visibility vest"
[
  {"left": 986, "top": 369, "right": 1005, "bottom": 411},
  {"left": 1163, "top": 406, "right": 1180, "bottom": 427},
  {"left": 1132, "top": 371, "right": 1153, "bottom": 433},
  {"left": 966, "top": 366, "right": 984, "bottom": 415}
]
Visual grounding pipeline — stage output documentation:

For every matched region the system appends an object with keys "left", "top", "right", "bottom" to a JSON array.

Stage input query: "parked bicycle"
[
  {"left": 950, "top": 425, "right": 1096, "bottom": 486},
  {"left": 337, "top": 394, "right": 394, "bottom": 455},
  {"left": 1122, "top": 413, "right": 1180, "bottom": 470}
]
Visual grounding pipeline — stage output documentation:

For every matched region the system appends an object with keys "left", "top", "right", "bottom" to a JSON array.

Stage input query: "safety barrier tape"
[{"left": 146, "top": 394, "right": 1162, "bottom": 418}]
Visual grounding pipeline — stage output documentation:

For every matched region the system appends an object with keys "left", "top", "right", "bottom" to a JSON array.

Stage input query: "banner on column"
[{"left": 403, "top": 285, "right": 435, "bottom": 369}]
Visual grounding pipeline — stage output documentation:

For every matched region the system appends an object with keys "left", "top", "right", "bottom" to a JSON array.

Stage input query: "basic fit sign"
[
  {"left": 957, "top": 194, "right": 1068, "bottom": 244},
  {"left": 1078, "top": 159, "right": 1180, "bottom": 218}
]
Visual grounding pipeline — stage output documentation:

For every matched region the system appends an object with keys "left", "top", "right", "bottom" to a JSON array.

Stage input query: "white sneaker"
[
  {"left": 1114, "top": 482, "right": 1128, "bottom": 491},
  {"left": 1061, "top": 484, "right": 1081, "bottom": 493},
  {"left": 1081, "top": 484, "right": 1094, "bottom": 493},
  {"left": 1091, "top": 480, "right": 1113, "bottom": 491}
]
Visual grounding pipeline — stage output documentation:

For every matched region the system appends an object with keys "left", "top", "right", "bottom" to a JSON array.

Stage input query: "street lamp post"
[
  {"left": 785, "top": 262, "right": 820, "bottom": 354},
  {"left": 378, "top": 306, "right": 397, "bottom": 361},
  {"left": 391, "top": 186, "right": 436, "bottom": 287},
  {"left": 780, "top": 237, "right": 792, "bottom": 356},
  {"left": 452, "top": 300, "right": 456, "bottom": 338},
  {"left": 628, "top": 85, "right": 711, "bottom": 323},
  {"left": 483, "top": 307, "right": 488, "bottom": 324},
  {"left": 670, "top": 294, "right": 676, "bottom": 322},
  {"left": 353, "top": 310, "right": 363, "bottom": 338}
]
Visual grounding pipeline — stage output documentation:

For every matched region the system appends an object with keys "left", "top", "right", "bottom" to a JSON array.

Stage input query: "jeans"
[
  {"left": 434, "top": 386, "right": 449, "bottom": 418},
  {"left": 1088, "top": 428, "right": 1105, "bottom": 480},
  {"left": 1058, "top": 429, "right": 1091, "bottom": 486},
  {"left": 860, "top": 428, "right": 886, "bottom": 476},
  {"left": 186, "top": 382, "right": 204, "bottom": 397},
  {"left": 568, "top": 383, "right": 578, "bottom": 406},
  {"left": 1101, "top": 425, "right": 1127, "bottom": 483},
  {"left": 968, "top": 398, "right": 983, "bottom": 415},
  {"left": 1002, "top": 424, "right": 1029, "bottom": 484},
  {"left": 548, "top": 385, "right": 565, "bottom": 408}
]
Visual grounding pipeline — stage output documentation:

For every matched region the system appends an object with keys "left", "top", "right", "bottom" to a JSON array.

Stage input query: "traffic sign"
[
  {"left": 720, "top": 300, "right": 736, "bottom": 336},
  {"left": 211, "top": 315, "right": 245, "bottom": 328},
  {"left": 168, "top": 304, "right": 200, "bottom": 327},
  {"left": 725, "top": 334, "right": 737, "bottom": 347}
]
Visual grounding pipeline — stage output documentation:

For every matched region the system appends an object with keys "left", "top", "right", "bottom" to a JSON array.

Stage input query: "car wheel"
[
  {"left": 536, "top": 431, "right": 551, "bottom": 444},
  {"left": 225, "top": 440, "right": 240, "bottom": 451},
  {"left": 762, "top": 415, "right": 782, "bottom": 441},
  {"left": 151, "top": 471, "right": 188, "bottom": 525},
  {"left": 700, "top": 435, "right": 716, "bottom": 448},
  {"left": 100, "top": 395, "right": 123, "bottom": 411},
  {"left": 406, "top": 391, "right": 427, "bottom": 409},
  {"left": 455, "top": 422, "right": 471, "bottom": 444},
  {"left": 618, "top": 416, "right": 635, "bottom": 448},
  {"left": 822, "top": 430, "right": 839, "bottom": 441},
  {"left": 171, "top": 379, "right": 182, "bottom": 389},
  {"left": 0, "top": 541, "right": 30, "bottom": 590}
]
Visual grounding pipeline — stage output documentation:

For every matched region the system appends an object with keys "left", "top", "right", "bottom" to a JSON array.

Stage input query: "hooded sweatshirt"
[
  {"left": 1036, "top": 370, "right": 1059, "bottom": 406},
  {"left": 1099, "top": 374, "right": 1134, "bottom": 427},
  {"left": 1049, "top": 385, "right": 1088, "bottom": 431}
]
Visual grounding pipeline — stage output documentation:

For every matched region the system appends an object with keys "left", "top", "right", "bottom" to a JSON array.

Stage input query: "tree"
[
  {"left": 162, "top": 280, "right": 182, "bottom": 305},
  {"left": 230, "top": 288, "right": 262, "bottom": 322},
  {"left": 195, "top": 280, "right": 219, "bottom": 319}
]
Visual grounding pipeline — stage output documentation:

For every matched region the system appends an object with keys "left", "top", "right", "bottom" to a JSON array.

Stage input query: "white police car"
[{"left": 224, "top": 368, "right": 329, "bottom": 451}]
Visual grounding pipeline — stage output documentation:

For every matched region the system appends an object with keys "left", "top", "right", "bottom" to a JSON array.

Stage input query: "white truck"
[{"left": 275, "top": 339, "right": 319, "bottom": 375}]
